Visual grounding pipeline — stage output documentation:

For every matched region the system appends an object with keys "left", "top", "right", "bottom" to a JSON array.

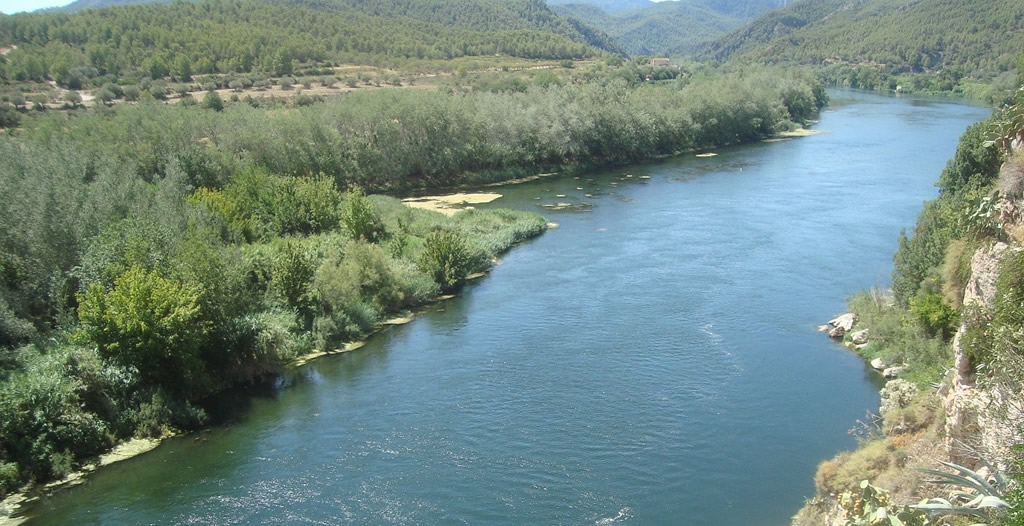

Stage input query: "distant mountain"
[
  {"left": 702, "top": 0, "right": 1024, "bottom": 76},
  {"left": 53, "top": 0, "right": 175, "bottom": 11},
  {"left": 551, "top": 0, "right": 782, "bottom": 56},
  {"left": 546, "top": 0, "right": 653, "bottom": 14}
]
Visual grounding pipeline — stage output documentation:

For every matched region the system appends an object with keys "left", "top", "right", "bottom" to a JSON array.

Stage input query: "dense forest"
[
  {"left": 0, "top": 58, "right": 825, "bottom": 495},
  {"left": 702, "top": 0, "right": 1024, "bottom": 85},
  {"left": 0, "top": 0, "right": 611, "bottom": 90}
]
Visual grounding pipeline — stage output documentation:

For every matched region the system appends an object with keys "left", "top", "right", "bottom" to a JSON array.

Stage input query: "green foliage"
[
  {"left": 270, "top": 241, "right": 315, "bottom": 313},
  {"left": 847, "top": 291, "right": 953, "bottom": 388},
  {"left": 0, "top": 345, "right": 111, "bottom": 482},
  {"left": 937, "top": 123, "right": 1004, "bottom": 196},
  {"left": 0, "top": 0, "right": 607, "bottom": 89},
  {"left": 908, "top": 293, "right": 959, "bottom": 340},
  {"left": 552, "top": 0, "right": 776, "bottom": 57},
  {"left": 340, "top": 188, "right": 386, "bottom": 243},
  {"left": 963, "top": 248, "right": 1024, "bottom": 371},
  {"left": 704, "top": 0, "right": 1024, "bottom": 82},
  {"left": 892, "top": 118, "right": 1002, "bottom": 306},
  {"left": 419, "top": 230, "right": 474, "bottom": 293},
  {"left": 838, "top": 480, "right": 929, "bottom": 526},
  {"left": 201, "top": 91, "right": 224, "bottom": 112},
  {"left": 77, "top": 266, "right": 210, "bottom": 397}
]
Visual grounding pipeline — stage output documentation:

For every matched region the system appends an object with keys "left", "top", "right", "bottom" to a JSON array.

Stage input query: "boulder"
[
  {"left": 883, "top": 365, "right": 908, "bottom": 379},
  {"left": 850, "top": 329, "right": 870, "bottom": 345},
  {"left": 870, "top": 357, "right": 886, "bottom": 371},
  {"left": 826, "top": 313, "right": 857, "bottom": 339}
]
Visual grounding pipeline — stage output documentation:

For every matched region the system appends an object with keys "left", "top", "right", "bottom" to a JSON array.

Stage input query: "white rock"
[
  {"left": 850, "top": 329, "right": 870, "bottom": 345},
  {"left": 870, "top": 357, "right": 886, "bottom": 371},
  {"left": 883, "top": 365, "right": 908, "bottom": 379}
]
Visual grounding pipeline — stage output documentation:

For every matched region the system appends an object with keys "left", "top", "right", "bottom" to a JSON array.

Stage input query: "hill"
[
  {"left": 552, "top": 0, "right": 782, "bottom": 56},
  {"left": 53, "top": 0, "right": 178, "bottom": 11},
  {"left": 0, "top": 0, "right": 617, "bottom": 86},
  {"left": 702, "top": 0, "right": 1024, "bottom": 77},
  {"left": 46, "top": 0, "right": 622, "bottom": 54},
  {"left": 546, "top": 0, "right": 652, "bottom": 13}
]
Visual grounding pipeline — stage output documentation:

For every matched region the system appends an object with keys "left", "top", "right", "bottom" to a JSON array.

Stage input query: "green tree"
[
  {"left": 202, "top": 91, "right": 224, "bottom": 112},
  {"left": 340, "top": 188, "right": 385, "bottom": 242},
  {"left": 77, "top": 266, "right": 210, "bottom": 396},
  {"left": 418, "top": 230, "right": 473, "bottom": 292}
]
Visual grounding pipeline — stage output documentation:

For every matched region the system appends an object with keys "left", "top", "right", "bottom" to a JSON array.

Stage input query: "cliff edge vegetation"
[{"left": 795, "top": 89, "right": 1024, "bottom": 525}]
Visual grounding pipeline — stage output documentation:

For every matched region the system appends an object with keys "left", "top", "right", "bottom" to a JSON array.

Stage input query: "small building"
[{"left": 649, "top": 58, "right": 671, "bottom": 67}]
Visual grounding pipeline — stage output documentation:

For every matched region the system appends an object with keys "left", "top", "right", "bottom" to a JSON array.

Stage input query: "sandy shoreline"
[{"left": 401, "top": 192, "right": 503, "bottom": 216}]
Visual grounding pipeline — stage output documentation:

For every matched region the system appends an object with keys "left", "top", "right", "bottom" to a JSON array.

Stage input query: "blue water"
[{"left": 19, "top": 91, "right": 990, "bottom": 525}]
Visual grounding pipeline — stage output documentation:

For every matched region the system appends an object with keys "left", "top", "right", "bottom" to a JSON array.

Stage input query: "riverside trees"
[{"left": 0, "top": 63, "right": 824, "bottom": 494}]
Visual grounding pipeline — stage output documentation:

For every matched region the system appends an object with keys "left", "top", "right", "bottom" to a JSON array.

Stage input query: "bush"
[
  {"left": 814, "top": 440, "right": 897, "bottom": 495},
  {"left": 202, "top": 90, "right": 223, "bottom": 111},
  {"left": 340, "top": 188, "right": 385, "bottom": 242},
  {"left": 77, "top": 265, "right": 211, "bottom": 397},
  {"left": 909, "top": 292, "right": 959, "bottom": 340},
  {"left": 0, "top": 347, "right": 110, "bottom": 481},
  {"left": 0, "top": 461, "right": 19, "bottom": 494},
  {"left": 419, "top": 230, "right": 473, "bottom": 293},
  {"left": 271, "top": 241, "right": 315, "bottom": 313}
]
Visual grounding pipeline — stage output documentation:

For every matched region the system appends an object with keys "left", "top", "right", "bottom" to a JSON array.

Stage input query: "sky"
[
  {"left": 1, "top": 0, "right": 72, "bottom": 14},
  {"left": 0, "top": 0, "right": 680, "bottom": 15}
]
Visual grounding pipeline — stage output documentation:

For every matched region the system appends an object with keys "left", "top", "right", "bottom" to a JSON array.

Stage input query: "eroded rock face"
[
  {"left": 944, "top": 241, "right": 1021, "bottom": 466},
  {"left": 850, "top": 329, "right": 869, "bottom": 345}
]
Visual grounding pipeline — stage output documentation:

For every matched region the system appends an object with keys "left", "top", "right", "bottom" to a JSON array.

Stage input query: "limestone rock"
[
  {"left": 850, "top": 329, "right": 870, "bottom": 345},
  {"left": 870, "top": 357, "right": 886, "bottom": 371},
  {"left": 826, "top": 313, "right": 857, "bottom": 339},
  {"left": 883, "top": 365, "right": 907, "bottom": 379}
]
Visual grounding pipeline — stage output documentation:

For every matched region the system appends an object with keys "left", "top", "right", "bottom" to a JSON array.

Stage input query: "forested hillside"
[
  {"left": 53, "top": 0, "right": 179, "bottom": 11},
  {"left": 545, "top": 0, "right": 652, "bottom": 14},
  {"left": 551, "top": 0, "right": 781, "bottom": 56},
  {"left": 0, "top": 0, "right": 610, "bottom": 88},
  {"left": 703, "top": 0, "right": 1024, "bottom": 79}
]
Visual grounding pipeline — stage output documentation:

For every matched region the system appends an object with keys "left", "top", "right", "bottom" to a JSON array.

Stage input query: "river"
[{"left": 18, "top": 91, "right": 991, "bottom": 525}]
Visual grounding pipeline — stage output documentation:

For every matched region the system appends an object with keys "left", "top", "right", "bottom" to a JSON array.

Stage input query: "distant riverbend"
[{"left": 17, "top": 91, "right": 990, "bottom": 525}]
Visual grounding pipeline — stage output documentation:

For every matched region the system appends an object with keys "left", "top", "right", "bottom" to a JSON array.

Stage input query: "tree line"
[
  {"left": 0, "top": 65, "right": 824, "bottom": 495},
  {"left": 0, "top": 0, "right": 604, "bottom": 89}
]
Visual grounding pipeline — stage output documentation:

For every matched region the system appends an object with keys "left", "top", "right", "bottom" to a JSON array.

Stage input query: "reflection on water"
[{"left": 21, "top": 91, "right": 991, "bottom": 526}]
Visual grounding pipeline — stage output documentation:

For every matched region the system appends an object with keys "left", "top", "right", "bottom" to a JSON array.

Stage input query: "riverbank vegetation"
[
  {"left": 0, "top": 44, "right": 826, "bottom": 497},
  {"left": 795, "top": 90, "right": 1024, "bottom": 525}
]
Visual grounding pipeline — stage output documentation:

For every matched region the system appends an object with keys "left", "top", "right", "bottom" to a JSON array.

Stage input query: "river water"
[{"left": 20, "top": 91, "right": 990, "bottom": 525}]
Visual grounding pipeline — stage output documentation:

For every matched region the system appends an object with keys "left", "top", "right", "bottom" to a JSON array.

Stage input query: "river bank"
[
  {"left": 8, "top": 90, "right": 993, "bottom": 526},
  {"left": 793, "top": 101, "right": 1024, "bottom": 525}
]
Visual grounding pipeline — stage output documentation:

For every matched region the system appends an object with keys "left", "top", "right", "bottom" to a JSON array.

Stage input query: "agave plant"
[{"left": 911, "top": 456, "right": 1011, "bottom": 524}]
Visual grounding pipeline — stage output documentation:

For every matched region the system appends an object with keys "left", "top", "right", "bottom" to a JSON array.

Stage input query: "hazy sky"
[
  {"left": 1, "top": 0, "right": 72, "bottom": 14},
  {"left": 0, "top": 0, "right": 680, "bottom": 15}
]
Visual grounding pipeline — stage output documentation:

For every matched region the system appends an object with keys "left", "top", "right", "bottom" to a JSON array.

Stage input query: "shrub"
[
  {"left": 0, "top": 461, "right": 19, "bottom": 494},
  {"left": 909, "top": 292, "right": 960, "bottom": 340},
  {"left": 0, "top": 347, "right": 110, "bottom": 481},
  {"left": 77, "top": 265, "right": 211, "bottom": 397},
  {"left": 419, "top": 230, "right": 473, "bottom": 293},
  {"left": 814, "top": 440, "right": 897, "bottom": 496},
  {"left": 202, "top": 90, "right": 223, "bottom": 111},
  {"left": 340, "top": 188, "right": 385, "bottom": 242},
  {"left": 271, "top": 241, "right": 315, "bottom": 313}
]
